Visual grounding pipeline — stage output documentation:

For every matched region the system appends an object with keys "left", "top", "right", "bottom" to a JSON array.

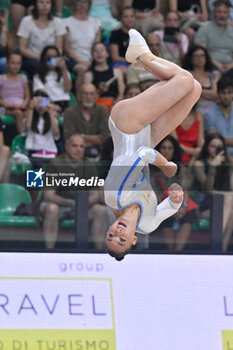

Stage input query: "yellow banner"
[
  {"left": 0, "top": 329, "right": 116, "bottom": 350},
  {"left": 222, "top": 330, "right": 233, "bottom": 350}
]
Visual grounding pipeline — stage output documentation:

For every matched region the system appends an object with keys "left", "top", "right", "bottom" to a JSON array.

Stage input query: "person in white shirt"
[
  {"left": 104, "top": 29, "right": 201, "bottom": 261},
  {"left": 154, "top": 10, "right": 189, "bottom": 66},
  {"left": 17, "top": 0, "right": 66, "bottom": 77},
  {"left": 25, "top": 90, "right": 60, "bottom": 166},
  {"left": 63, "top": 0, "right": 101, "bottom": 77},
  {"left": 33, "top": 45, "right": 71, "bottom": 113}
]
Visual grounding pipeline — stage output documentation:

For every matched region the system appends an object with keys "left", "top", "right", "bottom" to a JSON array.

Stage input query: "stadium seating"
[{"left": 0, "top": 183, "right": 36, "bottom": 226}]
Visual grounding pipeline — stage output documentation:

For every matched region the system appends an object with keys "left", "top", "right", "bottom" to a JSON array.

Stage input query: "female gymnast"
[{"left": 104, "top": 29, "right": 201, "bottom": 261}]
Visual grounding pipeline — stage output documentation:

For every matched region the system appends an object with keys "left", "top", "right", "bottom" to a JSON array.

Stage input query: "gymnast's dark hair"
[
  {"left": 37, "top": 45, "right": 62, "bottom": 84},
  {"left": 182, "top": 45, "right": 213, "bottom": 72},
  {"left": 107, "top": 247, "right": 132, "bottom": 261},
  {"left": 30, "top": 90, "right": 51, "bottom": 135}
]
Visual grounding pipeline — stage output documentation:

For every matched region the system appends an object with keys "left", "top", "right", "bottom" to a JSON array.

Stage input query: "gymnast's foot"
[
  {"left": 168, "top": 183, "right": 184, "bottom": 203},
  {"left": 125, "top": 29, "right": 154, "bottom": 69}
]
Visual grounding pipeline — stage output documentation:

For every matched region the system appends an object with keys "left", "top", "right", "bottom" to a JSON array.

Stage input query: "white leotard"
[{"left": 104, "top": 117, "right": 182, "bottom": 234}]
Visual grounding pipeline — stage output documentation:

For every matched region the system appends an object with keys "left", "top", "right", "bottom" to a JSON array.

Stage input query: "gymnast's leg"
[{"left": 111, "top": 29, "right": 201, "bottom": 135}]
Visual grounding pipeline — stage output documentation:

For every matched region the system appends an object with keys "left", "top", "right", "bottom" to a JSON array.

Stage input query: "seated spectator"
[
  {"left": 208, "top": 0, "right": 233, "bottom": 24},
  {"left": 11, "top": 0, "right": 64, "bottom": 45},
  {"left": 124, "top": 83, "right": 142, "bottom": 98},
  {"left": 40, "top": 133, "right": 111, "bottom": 249},
  {"left": 33, "top": 45, "right": 71, "bottom": 113},
  {"left": 0, "top": 118, "right": 11, "bottom": 182},
  {"left": 154, "top": 10, "right": 189, "bottom": 66},
  {"left": 63, "top": 83, "right": 109, "bottom": 160},
  {"left": 89, "top": 0, "right": 120, "bottom": 40},
  {"left": 0, "top": 53, "right": 30, "bottom": 134},
  {"left": 84, "top": 42, "right": 125, "bottom": 111},
  {"left": 63, "top": 0, "right": 101, "bottom": 78},
  {"left": 126, "top": 32, "right": 161, "bottom": 90},
  {"left": 123, "top": 0, "right": 164, "bottom": 37},
  {"left": 17, "top": 0, "right": 66, "bottom": 77},
  {"left": 169, "top": 0, "right": 208, "bottom": 43},
  {"left": 194, "top": 0, "right": 233, "bottom": 78},
  {"left": 25, "top": 90, "right": 60, "bottom": 167},
  {"left": 152, "top": 135, "right": 196, "bottom": 251},
  {"left": 171, "top": 104, "right": 204, "bottom": 165},
  {"left": 109, "top": 6, "right": 136, "bottom": 75},
  {"left": 11, "top": 0, "right": 36, "bottom": 46},
  {"left": 183, "top": 45, "right": 221, "bottom": 113},
  {"left": 192, "top": 132, "right": 233, "bottom": 251},
  {"left": 0, "top": 5, "right": 11, "bottom": 73},
  {"left": 204, "top": 77, "right": 233, "bottom": 156}
]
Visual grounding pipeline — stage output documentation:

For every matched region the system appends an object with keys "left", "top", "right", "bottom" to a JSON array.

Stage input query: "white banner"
[{"left": 0, "top": 253, "right": 233, "bottom": 350}]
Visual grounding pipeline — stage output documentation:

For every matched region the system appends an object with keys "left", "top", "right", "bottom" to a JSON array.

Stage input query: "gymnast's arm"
[
  {"left": 137, "top": 146, "right": 178, "bottom": 178},
  {"left": 153, "top": 197, "right": 182, "bottom": 230}
]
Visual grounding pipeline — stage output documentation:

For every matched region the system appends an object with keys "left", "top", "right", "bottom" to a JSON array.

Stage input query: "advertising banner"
[{"left": 1, "top": 253, "right": 233, "bottom": 350}]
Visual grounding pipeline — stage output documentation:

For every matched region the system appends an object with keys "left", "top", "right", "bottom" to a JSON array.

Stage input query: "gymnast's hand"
[
  {"left": 168, "top": 183, "right": 183, "bottom": 203},
  {"left": 162, "top": 161, "right": 178, "bottom": 178}
]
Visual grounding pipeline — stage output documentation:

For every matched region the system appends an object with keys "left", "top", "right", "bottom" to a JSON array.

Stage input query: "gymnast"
[{"left": 104, "top": 29, "right": 201, "bottom": 261}]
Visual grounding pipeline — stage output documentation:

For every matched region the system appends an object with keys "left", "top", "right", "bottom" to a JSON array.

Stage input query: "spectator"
[
  {"left": 192, "top": 132, "right": 233, "bottom": 251},
  {"left": 109, "top": 6, "right": 136, "bottom": 75},
  {"left": 169, "top": 0, "right": 208, "bottom": 43},
  {"left": 84, "top": 42, "right": 125, "bottom": 111},
  {"left": 17, "top": 0, "right": 66, "bottom": 77},
  {"left": 89, "top": 0, "right": 120, "bottom": 40},
  {"left": 33, "top": 45, "right": 71, "bottom": 113},
  {"left": 126, "top": 32, "right": 161, "bottom": 90},
  {"left": 183, "top": 44, "right": 221, "bottom": 113},
  {"left": 63, "top": 0, "right": 101, "bottom": 77},
  {"left": 63, "top": 83, "right": 109, "bottom": 159},
  {"left": 152, "top": 135, "right": 196, "bottom": 251},
  {"left": 154, "top": 11, "right": 189, "bottom": 66},
  {"left": 40, "top": 133, "right": 111, "bottom": 249},
  {"left": 122, "top": 0, "right": 164, "bottom": 37},
  {"left": 25, "top": 90, "right": 60, "bottom": 167},
  {"left": 12, "top": 0, "right": 64, "bottom": 45},
  {"left": 124, "top": 83, "right": 142, "bottom": 98},
  {"left": 171, "top": 104, "right": 204, "bottom": 165},
  {"left": 208, "top": 0, "right": 233, "bottom": 23},
  {"left": 204, "top": 77, "right": 233, "bottom": 156},
  {"left": 0, "top": 5, "right": 11, "bottom": 73},
  {"left": 0, "top": 118, "right": 11, "bottom": 182},
  {"left": 0, "top": 53, "right": 30, "bottom": 134},
  {"left": 11, "top": 0, "right": 36, "bottom": 46},
  {"left": 194, "top": 0, "right": 233, "bottom": 78}
]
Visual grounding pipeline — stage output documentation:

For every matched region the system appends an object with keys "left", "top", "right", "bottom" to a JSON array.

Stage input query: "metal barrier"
[
  {"left": 74, "top": 191, "right": 226, "bottom": 252},
  {"left": 75, "top": 191, "right": 89, "bottom": 249},
  {"left": 210, "top": 193, "right": 223, "bottom": 252}
]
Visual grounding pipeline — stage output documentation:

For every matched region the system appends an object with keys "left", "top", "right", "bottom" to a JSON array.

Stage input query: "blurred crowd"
[{"left": 0, "top": 0, "right": 233, "bottom": 252}]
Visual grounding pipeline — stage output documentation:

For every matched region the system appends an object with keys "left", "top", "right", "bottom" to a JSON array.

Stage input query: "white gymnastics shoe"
[{"left": 125, "top": 29, "right": 151, "bottom": 65}]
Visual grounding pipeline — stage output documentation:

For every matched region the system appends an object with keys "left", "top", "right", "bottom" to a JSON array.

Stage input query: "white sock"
[
  {"left": 126, "top": 29, "right": 151, "bottom": 65},
  {"left": 128, "top": 29, "right": 150, "bottom": 51}
]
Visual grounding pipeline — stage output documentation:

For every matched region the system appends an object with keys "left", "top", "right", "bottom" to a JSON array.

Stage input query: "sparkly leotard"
[{"left": 104, "top": 117, "right": 182, "bottom": 234}]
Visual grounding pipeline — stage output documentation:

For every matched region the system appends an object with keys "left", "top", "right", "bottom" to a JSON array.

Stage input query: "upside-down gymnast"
[{"left": 104, "top": 29, "right": 202, "bottom": 261}]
